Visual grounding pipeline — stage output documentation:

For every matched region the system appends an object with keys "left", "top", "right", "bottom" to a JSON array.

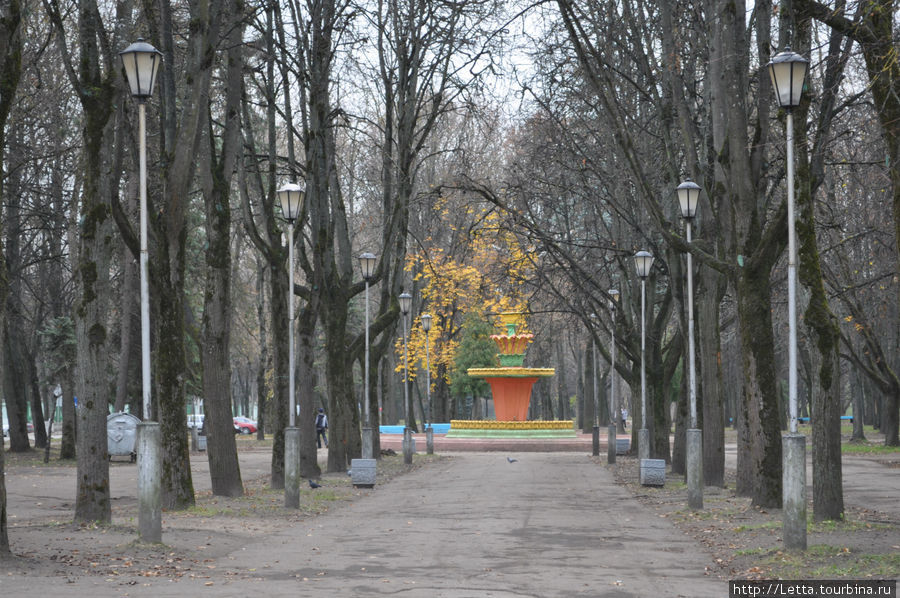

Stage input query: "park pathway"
[{"left": 138, "top": 452, "right": 724, "bottom": 597}]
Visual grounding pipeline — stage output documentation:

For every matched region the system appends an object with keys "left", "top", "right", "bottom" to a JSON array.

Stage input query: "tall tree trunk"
[
  {"left": 707, "top": 0, "right": 783, "bottom": 508},
  {"left": 697, "top": 267, "right": 726, "bottom": 486},
  {"left": 1, "top": 321, "right": 29, "bottom": 451},
  {"left": 883, "top": 387, "right": 900, "bottom": 446},
  {"left": 324, "top": 312, "right": 359, "bottom": 471},
  {"left": 556, "top": 338, "right": 569, "bottom": 421},
  {"left": 2, "top": 125, "right": 29, "bottom": 452},
  {"left": 0, "top": 414, "right": 6, "bottom": 554},
  {"left": 114, "top": 247, "right": 137, "bottom": 414},
  {"left": 794, "top": 0, "right": 900, "bottom": 448},
  {"left": 255, "top": 255, "right": 268, "bottom": 439},
  {"left": 649, "top": 281, "right": 675, "bottom": 463},
  {"left": 671, "top": 368, "right": 688, "bottom": 476},
  {"left": 297, "top": 296, "right": 322, "bottom": 479},
  {"left": 59, "top": 369, "right": 76, "bottom": 459},
  {"left": 237, "top": 55, "right": 290, "bottom": 487},
  {"left": 851, "top": 364, "right": 866, "bottom": 441},
  {"left": 44, "top": 0, "right": 130, "bottom": 522},
  {"left": 0, "top": 0, "right": 22, "bottom": 554},
  {"left": 45, "top": 113, "right": 78, "bottom": 460},
  {"left": 574, "top": 343, "right": 585, "bottom": 432},
  {"left": 149, "top": 0, "right": 229, "bottom": 508},
  {"left": 735, "top": 269, "right": 783, "bottom": 508},
  {"left": 199, "top": 0, "right": 245, "bottom": 498},
  {"left": 583, "top": 340, "right": 595, "bottom": 433},
  {"left": 112, "top": 163, "right": 138, "bottom": 415},
  {"left": 300, "top": 0, "right": 363, "bottom": 473},
  {"left": 796, "top": 102, "right": 845, "bottom": 522},
  {"left": 267, "top": 256, "right": 289, "bottom": 488},
  {"left": 73, "top": 94, "right": 118, "bottom": 524},
  {"left": 28, "top": 354, "right": 46, "bottom": 448},
  {"left": 434, "top": 362, "right": 450, "bottom": 422}
]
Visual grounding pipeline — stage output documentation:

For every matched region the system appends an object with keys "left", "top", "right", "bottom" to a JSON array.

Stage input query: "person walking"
[{"left": 315, "top": 407, "right": 328, "bottom": 449}]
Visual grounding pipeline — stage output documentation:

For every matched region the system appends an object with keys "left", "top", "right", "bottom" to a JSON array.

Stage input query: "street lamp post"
[
  {"left": 607, "top": 289, "right": 619, "bottom": 464},
  {"left": 591, "top": 316, "right": 599, "bottom": 457},
  {"left": 421, "top": 313, "right": 433, "bottom": 455},
  {"left": 277, "top": 183, "right": 304, "bottom": 509},
  {"left": 399, "top": 292, "right": 413, "bottom": 464},
  {"left": 768, "top": 47, "right": 809, "bottom": 550},
  {"left": 634, "top": 251, "right": 654, "bottom": 462},
  {"left": 359, "top": 253, "right": 377, "bottom": 459},
  {"left": 677, "top": 180, "right": 703, "bottom": 510},
  {"left": 120, "top": 38, "right": 163, "bottom": 544}
]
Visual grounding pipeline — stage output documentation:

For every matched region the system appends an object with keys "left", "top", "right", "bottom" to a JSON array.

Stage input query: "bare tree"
[
  {"left": 44, "top": 0, "right": 135, "bottom": 521},
  {"left": 0, "top": 0, "right": 23, "bottom": 555},
  {"left": 793, "top": 0, "right": 900, "bottom": 447},
  {"left": 197, "top": 0, "right": 246, "bottom": 497}
]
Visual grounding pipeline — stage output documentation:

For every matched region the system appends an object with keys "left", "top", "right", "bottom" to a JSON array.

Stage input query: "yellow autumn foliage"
[{"left": 395, "top": 206, "right": 539, "bottom": 388}]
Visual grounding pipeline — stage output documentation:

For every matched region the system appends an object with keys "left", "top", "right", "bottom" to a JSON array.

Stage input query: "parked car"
[
  {"left": 187, "top": 414, "right": 205, "bottom": 430},
  {"left": 233, "top": 416, "right": 257, "bottom": 435}
]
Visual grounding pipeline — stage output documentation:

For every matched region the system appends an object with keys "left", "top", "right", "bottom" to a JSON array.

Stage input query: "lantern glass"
[
  {"left": 676, "top": 180, "right": 701, "bottom": 220},
  {"left": 609, "top": 289, "right": 620, "bottom": 306},
  {"left": 120, "top": 39, "right": 163, "bottom": 99},
  {"left": 634, "top": 251, "right": 654, "bottom": 279},
  {"left": 358, "top": 252, "right": 377, "bottom": 280},
  {"left": 421, "top": 313, "right": 432, "bottom": 332},
  {"left": 767, "top": 48, "right": 808, "bottom": 108},
  {"left": 399, "top": 292, "right": 412, "bottom": 315},
  {"left": 277, "top": 183, "right": 305, "bottom": 222}
]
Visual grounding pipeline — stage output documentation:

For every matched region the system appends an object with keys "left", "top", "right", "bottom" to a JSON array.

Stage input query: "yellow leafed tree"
[{"left": 397, "top": 206, "right": 539, "bottom": 394}]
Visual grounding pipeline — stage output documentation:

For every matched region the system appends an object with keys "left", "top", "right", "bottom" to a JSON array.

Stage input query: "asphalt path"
[
  {"left": 64, "top": 452, "right": 722, "bottom": 597},
  {"left": 3, "top": 442, "right": 897, "bottom": 597}
]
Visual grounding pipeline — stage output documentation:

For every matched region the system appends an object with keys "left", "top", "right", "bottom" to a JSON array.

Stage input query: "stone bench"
[
  {"left": 640, "top": 458, "right": 666, "bottom": 486},
  {"left": 350, "top": 458, "right": 376, "bottom": 488}
]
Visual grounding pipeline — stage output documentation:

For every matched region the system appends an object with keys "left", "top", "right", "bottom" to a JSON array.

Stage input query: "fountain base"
[{"left": 446, "top": 419, "right": 575, "bottom": 438}]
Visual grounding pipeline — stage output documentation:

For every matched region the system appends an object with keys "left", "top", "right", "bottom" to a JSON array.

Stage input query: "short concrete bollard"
[
  {"left": 616, "top": 438, "right": 631, "bottom": 455},
  {"left": 640, "top": 458, "right": 666, "bottom": 486},
  {"left": 351, "top": 458, "right": 376, "bottom": 488}
]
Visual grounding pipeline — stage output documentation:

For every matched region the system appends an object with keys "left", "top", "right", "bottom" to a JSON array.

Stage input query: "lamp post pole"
[
  {"left": 422, "top": 313, "right": 433, "bottom": 454},
  {"left": 634, "top": 251, "right": 654, "bottom": 462},
  {"left": 592, "top": 326, "right": 599, "bottom": 457},
  {"left": 359, "top": 253, "right": 376, "bottom": 459},
  {"left": 677, "top": 180, "right": 703, "bottom": 510},
  {"left": 277, "top": 183, "right": 305, "bottom": 509},
  {"left": 607, "top": 289, "right": 619, "bottom": 464},
  {"left": 640, "top": 276, "right": 648, "bottom": 460},
  {"left": 399, "top": 292, "right": 413, "bottom": 464},
  {"left": 288, "top": 218, "right": 295, "bottom": 429},
  {"left": 285, "top": 215, "right": 298, "bottom": 508},
  {"left": 120, "top": 39, "right": 162, "bottom": 544},
  {"left": 768, "top": 47, "right": 809, "bottom": 550},
  {"left": 139, "top": 100, "right": 151, "bottom": 424}
]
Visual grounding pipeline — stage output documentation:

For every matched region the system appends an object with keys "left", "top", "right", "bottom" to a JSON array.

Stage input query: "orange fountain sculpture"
[{"left": 466, "top": 313, "right": 556, "bottom": 422}]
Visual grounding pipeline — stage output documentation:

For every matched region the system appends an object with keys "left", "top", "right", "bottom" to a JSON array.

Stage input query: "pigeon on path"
[
  {"left": 309, "top": 479, "right": 322, "bottom": 488},
  {"left": 507, "top": 457, "right": 518, "bottom": 463}
]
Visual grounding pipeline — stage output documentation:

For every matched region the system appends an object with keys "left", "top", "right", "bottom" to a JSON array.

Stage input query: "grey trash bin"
[{"left": 107, "top": 412, "right": 141, "bottom": 462}]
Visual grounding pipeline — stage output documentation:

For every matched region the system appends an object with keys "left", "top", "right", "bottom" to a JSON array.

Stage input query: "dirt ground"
[
  {"left": 608, "top": 453, "right": 900, "bottom": 580},
  {"left": 0, "top": 444, "right": 409, "bottom": 583},
  {"left": 1, "top": 435, "right": 898, "bottom": 592}
]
